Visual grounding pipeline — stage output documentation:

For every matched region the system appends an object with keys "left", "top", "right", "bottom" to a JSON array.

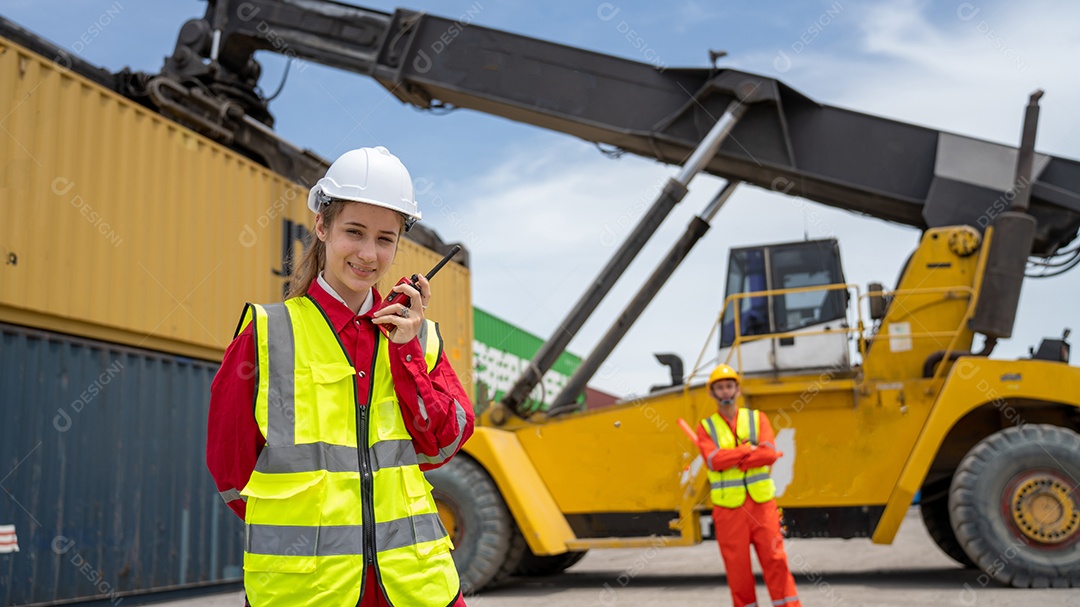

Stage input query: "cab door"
[{"left": 719, "top": 239, "right": 850, "bottom": 374}]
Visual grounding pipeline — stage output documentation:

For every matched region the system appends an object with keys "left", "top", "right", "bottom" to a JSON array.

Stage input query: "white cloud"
[
  {"left": 733, "top": 1, "right": 1080, "bottom": 148},
  {"left": 843, "top": 1, "right": 1080, "bottom": 147}
]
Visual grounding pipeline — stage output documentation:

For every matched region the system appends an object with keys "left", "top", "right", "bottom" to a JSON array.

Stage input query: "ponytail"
[
  {"left": 286, "top": 201, "right": 345, "bottom": 300},
  {"left": 285, "top": 230, "right": 325, "bottom": 300}
]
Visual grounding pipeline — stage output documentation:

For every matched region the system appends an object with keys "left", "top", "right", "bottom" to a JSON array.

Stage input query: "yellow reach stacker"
[{"left": 3, "top": 1, "right": 1080, "bottom": 601}]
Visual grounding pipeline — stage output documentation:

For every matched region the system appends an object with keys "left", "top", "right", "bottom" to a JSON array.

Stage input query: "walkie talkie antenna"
[{"left": 426, "top": 245, "right": 461, "bottom": 280}]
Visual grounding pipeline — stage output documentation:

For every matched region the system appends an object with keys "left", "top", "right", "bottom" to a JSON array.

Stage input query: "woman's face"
[{"left": 316, "top": 202, "right": 402, "bottom": 302}]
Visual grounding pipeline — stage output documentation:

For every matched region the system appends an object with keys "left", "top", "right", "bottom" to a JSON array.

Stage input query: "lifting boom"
[{"left": 124, "top": 0, "right": 1080, "bottom": 255}]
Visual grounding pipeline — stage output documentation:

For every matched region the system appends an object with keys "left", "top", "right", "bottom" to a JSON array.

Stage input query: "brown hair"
[
  {"left": 286, "top": 201, "right": 343, "bottom": 300},
  {"left": 285, "top": 201, "right": 405, "bottom": 300}
]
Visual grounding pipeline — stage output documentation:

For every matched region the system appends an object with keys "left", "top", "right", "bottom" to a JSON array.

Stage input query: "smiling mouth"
[{"left": 348, "top": 262, "right": 375, "bottom": 276}]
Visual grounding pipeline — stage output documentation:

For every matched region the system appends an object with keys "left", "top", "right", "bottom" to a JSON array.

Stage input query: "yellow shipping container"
[{"left": 0, "top": 34, "right": 473, "bottom": 392}]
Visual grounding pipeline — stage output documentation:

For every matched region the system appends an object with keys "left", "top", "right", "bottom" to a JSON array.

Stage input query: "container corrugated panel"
[
  {"left": 0, "top": 35, "right": 472, "bottom": 396},
  {"left": 0, "top": 322, "right": 244, "bottom": 605},
  {"left": 472, "top": 307, "right": 581, "bottom": 410}
]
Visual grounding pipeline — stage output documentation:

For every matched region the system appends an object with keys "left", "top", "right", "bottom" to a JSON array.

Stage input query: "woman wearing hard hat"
[{"left": 208, "top": 147, "right": 473, "bottom": 606}]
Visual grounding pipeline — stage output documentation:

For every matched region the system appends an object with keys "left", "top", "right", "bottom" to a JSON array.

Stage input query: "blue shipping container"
[{"left": 0, "top": 323, "right": 243, "bottom": 605}]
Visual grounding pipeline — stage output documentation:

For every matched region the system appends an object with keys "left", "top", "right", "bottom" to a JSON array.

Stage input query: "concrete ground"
[{"left": 154, "top": 508, "right": 1080, "bottom": 607}]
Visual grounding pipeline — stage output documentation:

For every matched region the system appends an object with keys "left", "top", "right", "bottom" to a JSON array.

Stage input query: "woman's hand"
[{"left": 373, "top": 274, "right": 432, "bottom": 344}]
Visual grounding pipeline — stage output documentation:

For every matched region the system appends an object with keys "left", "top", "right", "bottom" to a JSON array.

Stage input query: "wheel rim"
[
  {"left": 434, "top": 492, "right": 463, "bottom": 546},
  {"left": 1004, "top": 470, "right": 1080, "bottom": 548}
]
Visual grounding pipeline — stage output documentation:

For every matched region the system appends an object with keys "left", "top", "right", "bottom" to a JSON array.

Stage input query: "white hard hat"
[{"left": 308, "top": 146, "right": 421, "bottom": 231}]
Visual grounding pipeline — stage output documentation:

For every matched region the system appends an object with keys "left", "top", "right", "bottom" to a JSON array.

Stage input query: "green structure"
[{"left": 473, "top": 308, "right": 582, "bottom": 414}]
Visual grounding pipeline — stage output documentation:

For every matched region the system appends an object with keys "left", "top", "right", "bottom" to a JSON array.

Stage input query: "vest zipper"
[
  {"left": 356, "top": 333, "right": 380, "bottom": 581},
  {"left": 300, "top": 296, "right": 382, "bottom": 600}
]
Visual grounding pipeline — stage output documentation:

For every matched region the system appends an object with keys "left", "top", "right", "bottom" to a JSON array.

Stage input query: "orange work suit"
[{"left": 697, "top": 410, "right": 801, "bottom": 607}]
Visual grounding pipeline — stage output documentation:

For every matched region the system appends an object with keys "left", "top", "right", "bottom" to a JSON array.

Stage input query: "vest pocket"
[
  {"left": 308, "top": 363, "right": 358, "bottom": 445},
  {"left": 242, "top": 471, "right": 328, "bottom": 573},
  {"left": 402, "top": 471, "right": 450, "bottom": 557},
  {"left": 309, "top": 362, "right": 356, "bottom": 384},
  {"left": 372, "top": 396, "right": 411, "bottom": 442}
]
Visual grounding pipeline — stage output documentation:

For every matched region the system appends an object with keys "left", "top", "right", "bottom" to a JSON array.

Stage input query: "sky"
[{"left": 5, "top": 0, "right": 1080, "bottom": 399}]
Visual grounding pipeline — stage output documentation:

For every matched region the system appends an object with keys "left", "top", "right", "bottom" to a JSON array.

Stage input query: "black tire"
[
  {"left": 950, "top": 424, "right": 1080, "bottom": 588},
  {"left": 426, "top": 455, "right": 514, "bottom": 594},
  {"left": 489, "top": 521, "right": 528, "bottom": 586},
  {"left": 920, "top": 491, "right": 976, "bottom": 568},
  {"left": 513, "top": 546, "right": 588, "bottom": 577}
]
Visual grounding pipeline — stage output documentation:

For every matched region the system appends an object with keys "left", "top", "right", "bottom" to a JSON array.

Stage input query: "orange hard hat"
[{"left": 708, "top": 364, "right": 741, "bottom": 386}]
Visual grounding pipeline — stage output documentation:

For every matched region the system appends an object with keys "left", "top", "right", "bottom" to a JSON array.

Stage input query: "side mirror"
[{"left": 867, "top": 282, "right": 888, "bottom": 321}]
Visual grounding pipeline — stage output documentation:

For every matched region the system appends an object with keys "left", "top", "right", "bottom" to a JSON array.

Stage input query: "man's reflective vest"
[
  {"left": 237, "top": 296, "right": 459, "bottom": 606},
  {"left": 702, "top": 409, "right": 777, "bottom": 508}
]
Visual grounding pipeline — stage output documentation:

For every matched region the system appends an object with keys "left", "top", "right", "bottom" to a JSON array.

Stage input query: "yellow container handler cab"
[{"left": 12, "top": 0, "right": 1080, "bottom": 592}]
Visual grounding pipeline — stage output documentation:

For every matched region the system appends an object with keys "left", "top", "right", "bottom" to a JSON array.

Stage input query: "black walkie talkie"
[{"left": 383, "top": 245, "right": 462, "bottom": 309}]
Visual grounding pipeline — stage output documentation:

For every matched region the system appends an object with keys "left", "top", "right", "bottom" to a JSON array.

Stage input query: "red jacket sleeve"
[
  {"left": 389, "top": 333, "right": 475, "bottom": 471},
  {"left": 207, "top": 324, "right": 265, "bottom": 519},
  {"left": 740, "top": 412, "right": 779, "bottom": 469},
  {"left": 696, "top": 423, "right": 752, "bottom": 471}
]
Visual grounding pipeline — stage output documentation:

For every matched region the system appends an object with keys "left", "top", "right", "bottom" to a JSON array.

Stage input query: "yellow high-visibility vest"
[
  {"left": 702, "top": 409, "right": 777, "bottom": 508},
  {"left": 237, "top": 296, "right": 463, "bottom": 606}
]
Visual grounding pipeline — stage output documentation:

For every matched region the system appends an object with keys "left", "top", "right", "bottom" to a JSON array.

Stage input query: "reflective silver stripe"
[
  {"left": 263, "top": 303, "right": 295, "bottom": 446},
  {"left": 376, "top": 512, "right": 447, "bottom": 553},
  {"left": 253, "top": 440, "right": 419, "bottom": 474},
  {"left": 772, "top": 597, "right": 799, "bottom": 606},
  {"left": 255, "top": 443, "right": 359, "bottom": 474},
  {"left": 418, "top": 320, "right": 429, "bottom": 355},
  {"left": 711, "top": 472, "right": 770, "bottom": 491},
  {"left": 415, "top": 320, "right": 433, "bottom": 421},
  {"left": 749, "top": 409, "right": 758, "bottom": 445},
  {"left": 319, "top": 525, "right": 366, "bottom": 556},
  {"left": 373, "top": 439, "right": 419, "bottom": 470},
  {"left": 247, "top": 524, "right": 321, "bottom": 557},
  {"left": 416, "top": 400, "right": 468, "bottom": 466},
  {"left": 247, "top": 524, "right": 362, "bottom": 557},
  {"left": 219, "top": 488, "right": 246, "bottom": 503},
  {"left": 704, "top": 417, "right": 721, "bottom": 448},
  {"left": 247, "top": 513, "right": 447, "bottom": 557},
  {"left": 711, "top": 479, "right": 746, "bottom": 490},
  {"left": 704, "top": 417, "right": 723, "bottom": 472},
  {"left": 705, "top": 448, "right": 721, "bottom": 471},
  {"left": 416, "top": 393, "right": 429, "bottom": 422},
  {"left": 745, "top": 603, "right": 757, "bottom": 607}
]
